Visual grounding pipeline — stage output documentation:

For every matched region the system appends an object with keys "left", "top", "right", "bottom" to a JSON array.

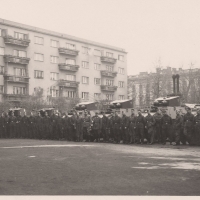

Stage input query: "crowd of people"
[{"left": 0, "top": 108, "right": 200, "bottom": 146}]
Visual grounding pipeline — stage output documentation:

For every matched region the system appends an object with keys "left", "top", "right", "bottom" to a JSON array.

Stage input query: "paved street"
[{"left": 0, "top": 139, "right": 200, "bottom": 195}]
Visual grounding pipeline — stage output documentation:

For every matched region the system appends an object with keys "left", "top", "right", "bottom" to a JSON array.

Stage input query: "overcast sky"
[{"left": 1, "top": 0, "right": 200, "bottom": 75}]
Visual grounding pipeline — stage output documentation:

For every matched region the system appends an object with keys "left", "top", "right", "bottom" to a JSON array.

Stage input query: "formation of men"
[{"left": 0, "top": 108, "right": 200, "bottom": 146}]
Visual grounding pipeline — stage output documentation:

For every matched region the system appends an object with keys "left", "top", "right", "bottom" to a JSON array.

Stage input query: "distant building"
[
  {"left": 128, "top": 67, "right": 200, "bottom": 107},
  {"left": 0, "top": 18, "right": 127, "bottom": 105}
]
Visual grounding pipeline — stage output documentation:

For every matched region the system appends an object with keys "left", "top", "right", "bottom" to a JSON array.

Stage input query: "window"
[
  {"left": 50, "top": 86, "right": 59, "bottom": 97},
  {"left": 106, "top": 79, "right": 114, "bottom": 86},
  {"left": 94, "top": 93, "right": 101, "bottom": 100},
  {"left": 0, "top": 86, "right": 4, "bottom": 94},
  {"left": 13, "top": 50, "right": 26, "bottom": 57},
  {"left": 13, "top": 86, "right": 26, "bottom": 95},
  {"left": 15, "top": 68, "right": 26, "bottom": 76},
  {"left": 82, "top": 61, "right": 89, "bottom": 69},
  {"left": 50, "top": 72, "right": 59, "bottom": 81},
  {"left": 0, "top": 47, "right": 4, "bottom": 55},
  {"left": 94, "top": 49, "right": 102, "bottom": 57},
  {"left": 82, "top": 92, "right": 89, "bottom": 100},
  {"left": 34, "top": 70, "right": 44, "bottom": 79},
  {"left": 66, "top": 43, "right": 75, "bottom": 50},
  {"left": 106, "top": 94, "right": 114, "bottom": 100},
  {"left": 82, "top": 76, "right": 89, "bottom": 84},
  {"left": 119, "top": 95, "right": 125, "bottom": 100},
  {"left": 34, "top": 53, "right": 44, "bottom": 61},
  {"left": 106, "top": 65, "right": 113, "bottom": 72},
  {"left": 118, "top": 55, "right": 124, "bottom": 61},
  {"left": 106, "top": 52, "right": 113, "bottom": 58},
  {"left": 51, "top": 56, "right": 58, "bottom": 64},
  {"left": 65, "top": 91, "right": 76, "bottom": 98},
  {"left": 0, "top": 66, "right": 4, "bottom": 74},
  {"left": 51, "top": 40, "right": 58, "bottom": 48},
  {"left": 82, "top": 46, "right": 89, "bottom": 54},
  {"left": 118, "top": 67, "right": 125, "bottom": 74},
  {"left": 94, "top": 78, "right": 101, "bottom": 85},
  {"left": 118, "top": 81, "right": 125, "bottom": 88},
  {"left": 66, "top": 59, "right": 75, "bottom": 65},
  {"left": 65, "top": 74, "right": 75, "bottom": 81},
  {"left": 14, "top": 32, "right": 25, "bottom": 40},
  {"left": 94, "top": 63, "right": 101, "bottom": 70},
  {"left": 35, "top": 36, "right": 43, "bottom": 45}
]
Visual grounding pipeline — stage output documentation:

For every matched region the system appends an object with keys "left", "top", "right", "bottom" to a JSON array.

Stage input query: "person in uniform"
[
  {"left": 108, "top": 112, "right": 114, "bottom": 142},
  {"left": 4, "top": 112, "right": 9, "bottom": 138},
  {"left": 63, "top": 112, "right": 71, "bottom": 140},
  {"left": 56, "top": 112, "right": 63, "bottom": 140},
  {"left": 128, "top": 112, "right": 137, "bottom": 144},
  {"left": 42, "top": 111, "right": 51, "bottom": 139},
  {"left": 173, "top": 111, "right": 183, "bottom": 146},
  {"left": 0, "top": 112, "right": 4, "bottom": 138},
  {"left": 9, "top": 111, "right": 16, "bottom": 138},
  {"left": 16, "top": 111, "right": 22, "bottom": 138},
  {"left": 70, "top": 111, "right": 78, "bottom": 141},
  {"left": 28, "top": 111, "right": 36, "bottom": 139},
  {"left": 82, "top": 111, "right": 92, "bottom": 142},
  {"left": 120, "top": 112, "right": 129, "bottom": 144},
  {"left": 161, "top": 110, "right": 172, "bottom": 145},
  {"left": 92, "top": 112, "right": 102, "bottom": 142},
  {"left": 50, "top": 110, "right": 58, "bottom": 140},
  {"left": 35, "top": 111, "right": 43, "bottom": 139},
  {"left": 180, "top": 112, "right": 186, "bottom": 145},
  {"left": 183, "top": 107, "right": 194, "bottom": 145},
  {"left": 113, "top": 111, "right": 121, "bottom": 144},
  {"left": 21, "top": 111, "right": 29, "bottom": 138},
  {"left": 153, "top": 109, "right": 163, "bottom": 143},
  {"left": 145, "top": 110, "right": 155, "bottom": 144},
  {"left": 75, "top": 112, "right": 83, "bottom": 142},
  {"left": 194, "top": 109, "right": 200, "bottom": 146},
  {"left": 135, "top": 110, "right": 146, "bottom": 144},
  {"left": 101, "top": 112, "right": 109, "bottom": 142}
]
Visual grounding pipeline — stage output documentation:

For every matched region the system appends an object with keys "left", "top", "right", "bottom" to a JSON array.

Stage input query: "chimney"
[
  {"left": 172, "top": 75, "right": 176, "bottom": 94},
  {"left": 176, "top": 74, "right": 180, "bottom": 94}
]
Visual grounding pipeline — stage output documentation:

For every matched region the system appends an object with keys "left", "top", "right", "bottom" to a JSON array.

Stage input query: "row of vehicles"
[
  {"left": 7, "top": 75, "right": 199, "bottom": 118},
  {"left": 7, "top": 98, "right": 199, "bottom": 118}
]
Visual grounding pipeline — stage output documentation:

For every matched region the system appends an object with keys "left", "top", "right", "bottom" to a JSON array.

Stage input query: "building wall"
[
  {"left": 128, "top": 67, "right": 200, "bottom": 107},
  {"left": 0, "top": 18, "right": 127, "bottom": 103}
]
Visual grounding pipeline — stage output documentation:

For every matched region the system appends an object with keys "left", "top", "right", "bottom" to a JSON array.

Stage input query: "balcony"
[
  {"left": 58, "top": 63, "right": 79, "bottom": 72},
  {"left": 4, "top": 94, "right": 28, "bottom": 102},
  {"left": 101, "top": 56, "right": 117, "bottom": 64},
  {"left": 4, "top": 74, "right": 29, "bottom": 84},
  {"left": 100, "top": 85, "right": 118, "bottom": 92},
  {"left": 101, "top": 70, "right": 117, "bottom": 78},
  {"left": 57, "top": 80, "right": 79, "bottom": 88},
  {"left": 4, "top": 55, "right": 30, "bottom": 65},
  {"left": 3, "top": 35, "right": 30, "bottom": 47},
  {"left": 58, "top": 48, "right": 79, "bottom": 56}
]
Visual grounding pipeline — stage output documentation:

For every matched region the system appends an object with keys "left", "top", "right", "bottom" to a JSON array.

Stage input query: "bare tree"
[{"left": 180, "top": 62, "right": 200, "bottom": 103}]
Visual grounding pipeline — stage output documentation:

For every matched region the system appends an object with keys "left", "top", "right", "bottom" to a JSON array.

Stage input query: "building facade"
[
  {"left": 128, "top": 67, "right": 200, "bottom": 108},
  {"left": 0, "top": 18, "right": 127, "bottom": 104}
]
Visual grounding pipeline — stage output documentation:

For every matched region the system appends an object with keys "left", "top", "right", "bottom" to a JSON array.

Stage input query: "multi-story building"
[
  {"left": 128, "top": 67, "right": 200, "bottom": 107},
  {"left": 0, "top": 18, "right": 127, "bottom": 104}
]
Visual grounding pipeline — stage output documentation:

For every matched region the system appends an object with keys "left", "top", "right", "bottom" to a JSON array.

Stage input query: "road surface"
[{"left": 0, "top": 139, "right": 200, "bottom": 195}]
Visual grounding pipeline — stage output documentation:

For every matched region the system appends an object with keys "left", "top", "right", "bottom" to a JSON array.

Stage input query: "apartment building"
[
  {"left": 0, "top": 18, "right": 127, "bottom": 104},
  {"left": 128, "top": 67, "right": 200, "bottom": 107}
]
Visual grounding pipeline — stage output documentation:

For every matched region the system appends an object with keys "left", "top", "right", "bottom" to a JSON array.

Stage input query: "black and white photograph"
[{"left": 0, "top": 0, "right": 200, "bottom": 197}]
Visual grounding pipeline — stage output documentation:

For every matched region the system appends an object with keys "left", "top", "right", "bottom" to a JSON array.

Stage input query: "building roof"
[
  {"left": 77, "top": 102, "right": 95, "bottom": 105},
  {"left": 0, "top": 18, "right": 127, "bottom": 53},
  {"left": 154, "top": 96, "right": 180, "bottom": 101},
  {"left": 111, "top": 99, "right": 131, "bottom": 104}
]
